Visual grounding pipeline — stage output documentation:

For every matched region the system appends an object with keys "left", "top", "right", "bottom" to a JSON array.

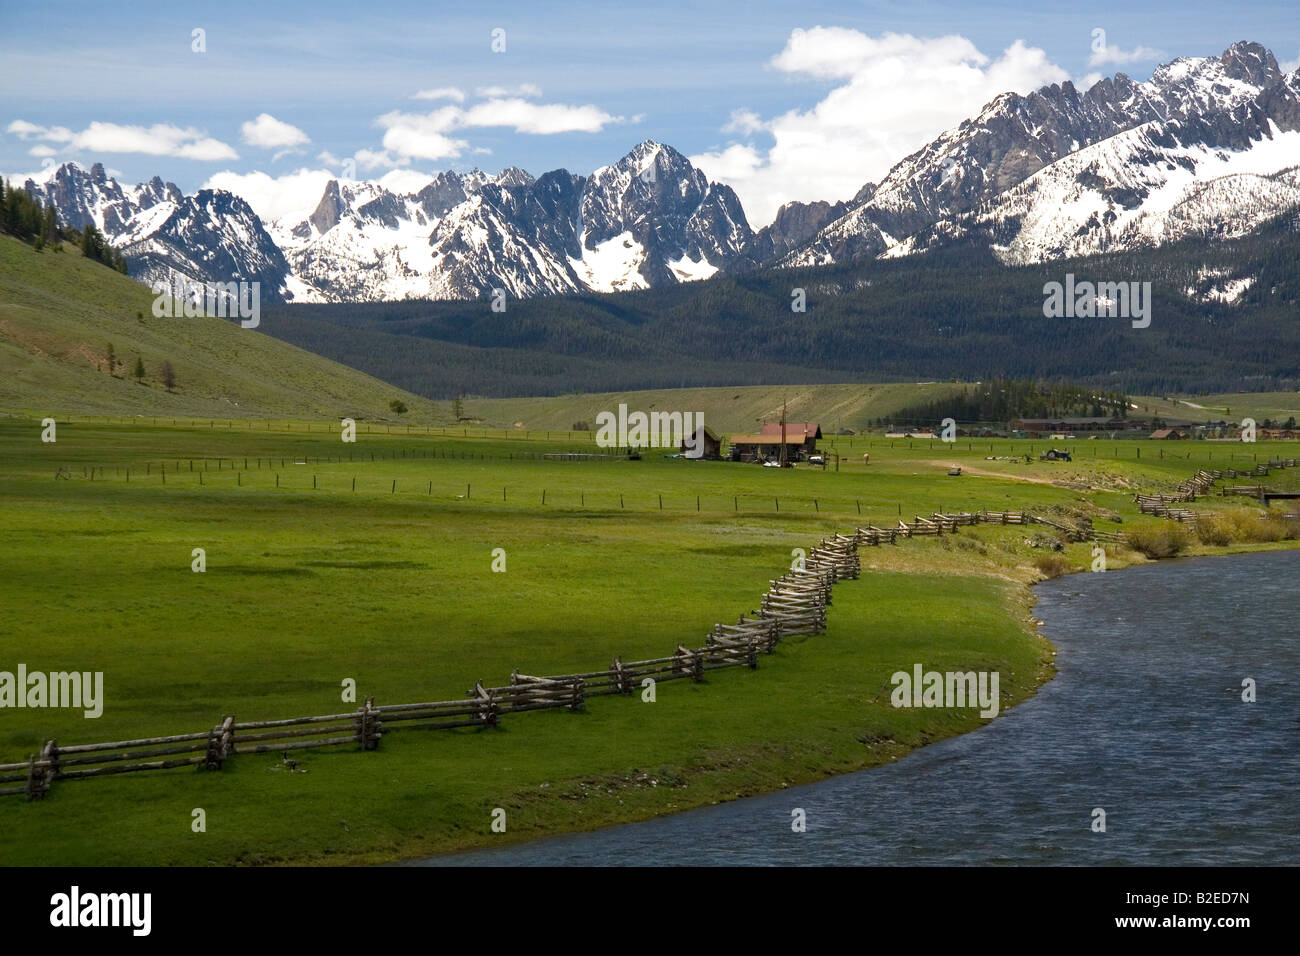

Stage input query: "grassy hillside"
[
  {"left": 461, "top": 382, "right": 968, "bottom": 433},
  {"left": 0, "top": 234, "right": 437, "bottom": 421},
  {"left": 1131, "top": 392, "right": 1300, "bottom": 424}
]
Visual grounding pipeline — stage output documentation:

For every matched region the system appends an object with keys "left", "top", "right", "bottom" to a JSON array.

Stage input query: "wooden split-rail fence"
[
  {"left": 8, "top": 460, "right": 1295, "bottom": 800},
  {"left": 1135, "top": 459, "right": 1298, "bottom": 526},
  {"left": 2, "top": 536, "right": 861, "bottom": 801}
]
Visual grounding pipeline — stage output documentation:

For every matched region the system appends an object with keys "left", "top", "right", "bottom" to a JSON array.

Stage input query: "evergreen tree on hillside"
[
  {"left": 0, "top": 177, "right": 43, "bottom": 241},
  {"left": 41, "top": 206, "right": 57, "bottom": 246},
  {"left": 133, "top": 356, "right": 145, "bottom": 382}
]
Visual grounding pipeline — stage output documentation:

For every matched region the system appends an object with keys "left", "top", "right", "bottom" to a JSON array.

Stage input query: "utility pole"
[{"left": 779, "top": 398, "right": 788, "bottom": 468}]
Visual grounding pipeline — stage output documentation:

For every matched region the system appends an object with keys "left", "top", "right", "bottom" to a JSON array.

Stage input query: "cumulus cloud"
[
  {"left": 7, "top": 119, "right": 238, "bottom": 160},
  {"left": 1281, "top": 50, "right": 1299, "bottom": 74},
  {"left": 240, "top": 113, "right": 310, "bottom": 150},
  {"left": 375, "top": 90, "right": 622, "bottom": 163},
  {"left": 376, "top": 168, "right": 436, "bottom": 194},
  {"left": 1088, "top": 43, "right": 1162, "bottom": 67},
  {"left": 202, "top": 167, "right": 334, "bottom": 224},
  {"left": 689, "top": 29, "right": 1069, "bottom": 227},
  {"left": 374, "top": 107, "right": 468, "bottom": 162}
]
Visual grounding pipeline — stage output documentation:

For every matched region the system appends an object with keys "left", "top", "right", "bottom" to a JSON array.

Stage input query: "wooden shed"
[{"left": 679, "top": 425, "right": 722, "bottom": 459}]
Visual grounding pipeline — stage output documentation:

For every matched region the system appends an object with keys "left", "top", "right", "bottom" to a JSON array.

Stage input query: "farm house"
[{"left": 729, "top": 423, "right": 822, "bottom": 462}]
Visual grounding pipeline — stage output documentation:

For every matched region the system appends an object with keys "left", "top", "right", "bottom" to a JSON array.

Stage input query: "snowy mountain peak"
[
  {"left": 19, "top": 43, "right": 1299, "bottom": 305},
  {"left": 779, "top": 40, "right": 1300, "bottom": 270}
]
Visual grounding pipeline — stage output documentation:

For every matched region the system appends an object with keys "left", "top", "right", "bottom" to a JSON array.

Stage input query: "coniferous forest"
[{"left": 260, "top": 222, "right": 1300, "bottom": 399}]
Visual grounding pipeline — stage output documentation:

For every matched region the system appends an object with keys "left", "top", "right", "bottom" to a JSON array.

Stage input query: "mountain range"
[{"left": 21, "top": 41, "right": 1300, "bottom": 304}]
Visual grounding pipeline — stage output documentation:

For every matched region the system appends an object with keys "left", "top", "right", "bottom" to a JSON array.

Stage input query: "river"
[{"left": 409, "top": 549, "right": 1299, "bottom": 866}]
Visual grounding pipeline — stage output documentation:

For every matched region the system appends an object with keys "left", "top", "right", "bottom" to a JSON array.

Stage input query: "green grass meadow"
[{"left": 1, "top": 416, "right": 1296, "bottom": 864}]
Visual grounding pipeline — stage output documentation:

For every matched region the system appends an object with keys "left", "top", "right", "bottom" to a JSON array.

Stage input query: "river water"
[{"left": 410, "top": 549, "right": 1298, "bottom": 866}]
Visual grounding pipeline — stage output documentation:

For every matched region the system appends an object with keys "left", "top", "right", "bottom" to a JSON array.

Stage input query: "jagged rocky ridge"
[{"left": 21, "top": 43, "right": 1300, "bottom": 302}]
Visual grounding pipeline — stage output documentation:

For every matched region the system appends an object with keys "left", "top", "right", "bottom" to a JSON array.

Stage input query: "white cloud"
[
  {"left": 1088, "top": 43, "right": 1162, "bottom": 67},
  {"left": 1281, "top": 50, "right": 1299, "bottom": 74},
  {"left": 355, "top": 147, "right": 411, "bottom": 170},
  {"left": 461, "top": 98, "right": 620, "bottom": 134},
  {"left": 1081, "top": 72, "right": 1105, "bottom": 91},
  {"left": 475, "top": 83, "right": 542, "bottom": 98},
  {"left": 690, "top": 29, "right": 1069, "bottom": 227},
  {"left": 7, "top": 120, "right": 55, "bottom": 139},
  {"left": 240, "top": 113, "right": 310, "bottom": 149},
  {"left": 721, "top": 109, "right": 764, "bottom": 135},
  {"left": 377, "top": 168, "right": 436, "bottom": 194},
  {"left": 202, "top": 167, "right": 334, "bottom": 224},
  {"left": 375, "top": 94, "right": 622, "bottom": 163},
  {"left": 413, "top": 87, "right": 466, "bottom": 102},
  {"left": 7, "top": 119, "right": 237, "bottom": 160},
  {"left": 375, "top": 107, "right": 467, "bottom": 162},
  {"left": 28, "top": 144, "right": 56, "bottom": 157}
]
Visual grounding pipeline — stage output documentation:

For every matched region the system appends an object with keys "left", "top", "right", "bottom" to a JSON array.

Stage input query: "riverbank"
[{"left": 410, "top": 547, "right": 1300, "bottom": 866}]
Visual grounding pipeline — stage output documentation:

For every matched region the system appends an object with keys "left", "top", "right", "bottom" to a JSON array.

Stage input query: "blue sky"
[{"left": 3, "top": 0, "right": 1297, "bottom": 225}]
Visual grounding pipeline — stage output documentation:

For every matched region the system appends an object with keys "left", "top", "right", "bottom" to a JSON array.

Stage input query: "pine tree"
[
  {"left": 160, "top": 361, "right": 176, "bottom": 391},
  {"left": 41, "top": 206, "right": 56, "bottom": 246},
  {"left": 106, "top": 343, "right": 116, "bottom": 375},
  {"left": 133, "top": 356, "right": 146, "bottom": 382}
]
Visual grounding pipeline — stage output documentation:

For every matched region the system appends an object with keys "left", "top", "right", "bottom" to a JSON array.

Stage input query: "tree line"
[
  {"left": 885, "top": 379, "right": 1131, "bottom": 427},
  {"left": 260, "top": 221, "right": 1300, "bottom": 400}
]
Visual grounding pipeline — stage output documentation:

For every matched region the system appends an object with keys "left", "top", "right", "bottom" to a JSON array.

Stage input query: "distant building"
[
  {"left": 758, "top": 422, "right": 822, "bottom": 451},
  {"left": 726, "top": 422, "right": 821, "bottom": 461},
  {"left": 1149, "top": 428, "right": 1190, "bottom": 440},
  {"left": 728, "top": 435, "right": 799, "bottom": 462},
  {"left": 679, "top": 425, "right": 722, "bottom": 459},
  {"left": 1010, "top": 417, "right": 1135, "bottom": 437}
]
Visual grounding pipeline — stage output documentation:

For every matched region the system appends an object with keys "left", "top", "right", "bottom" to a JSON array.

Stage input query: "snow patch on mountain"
[
  {"left": 571, "top": 231, "right": 649, "bottom": 292},
  {"left": 667, "top": 253, "right": 717, "bottom": 282}
]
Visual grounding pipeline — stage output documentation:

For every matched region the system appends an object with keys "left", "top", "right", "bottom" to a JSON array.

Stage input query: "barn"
[
  {"left": 679, "top": 425, "right": 722, "bottom": 459},
  {"left": 759, "top": 422, "right": 822, "bottom": 452},
  {"left": 729, "top": 423, "right": 822, "bottom": 463}
]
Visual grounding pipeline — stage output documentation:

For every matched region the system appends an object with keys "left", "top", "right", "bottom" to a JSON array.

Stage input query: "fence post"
[
  {"left": 205, "top": 716, "right": 234, "bottom": 770},
  {"left": 27, "top": 740, "right": 57, "bottom": 800},
  {"left": 611, "top": 656, "right": 629, "bottom": 695},
  {"left": 358, "top": 697, "right": 381, "bottom": 750},
  {"left": 473, "top": 682, "right": 499, "bottom": 728}
]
